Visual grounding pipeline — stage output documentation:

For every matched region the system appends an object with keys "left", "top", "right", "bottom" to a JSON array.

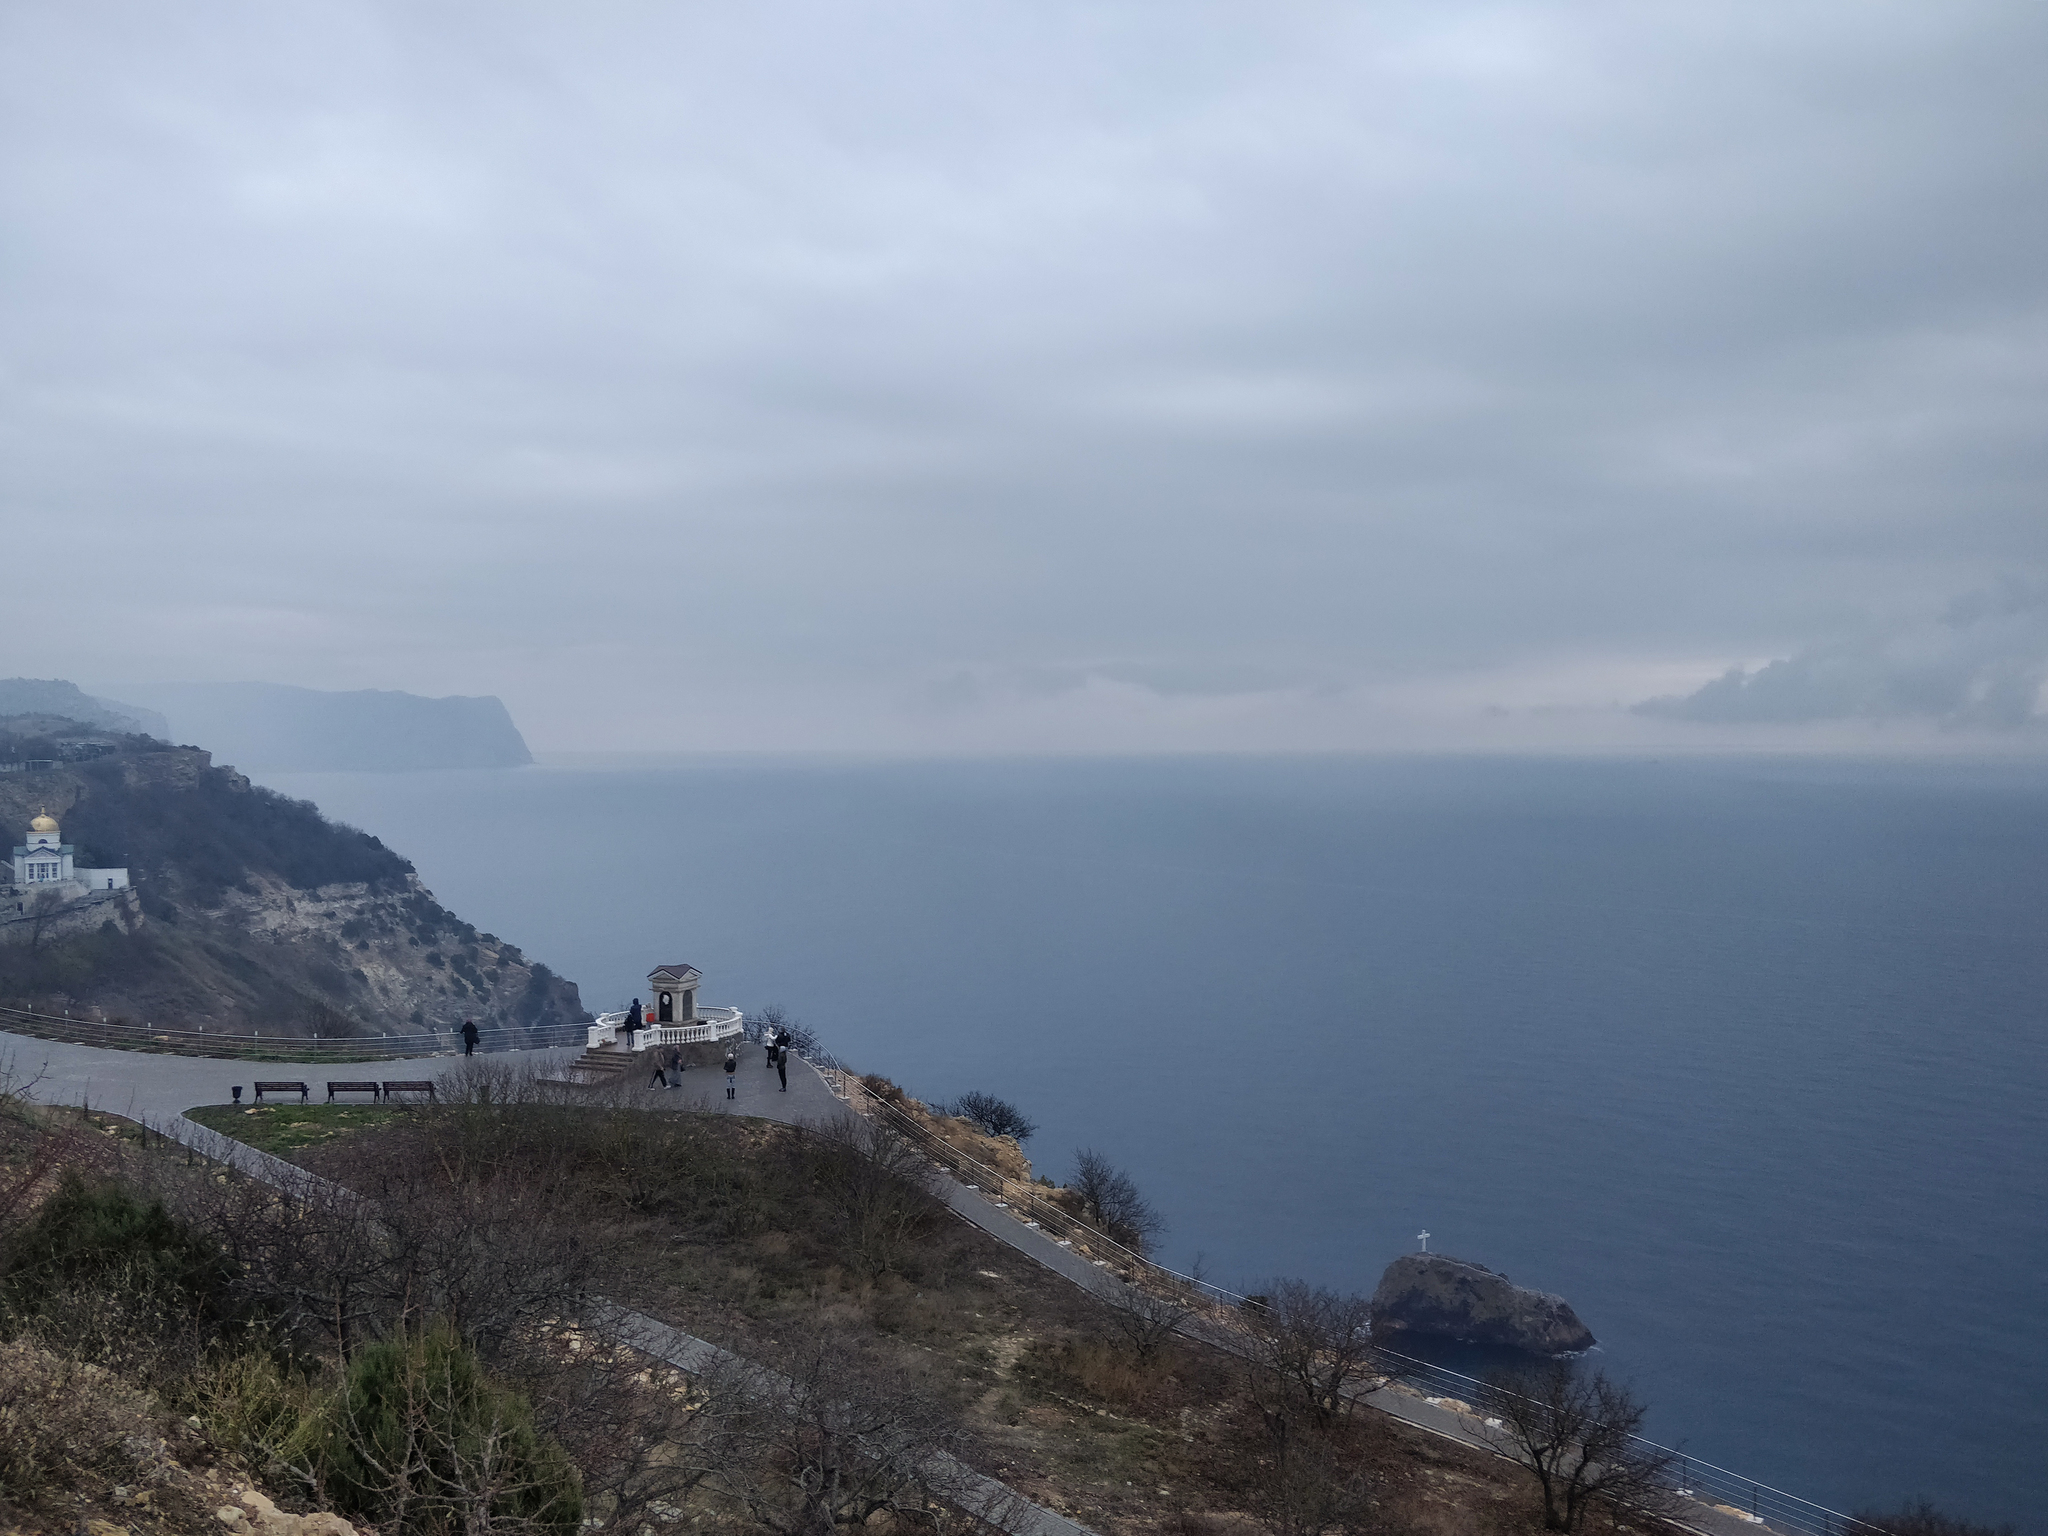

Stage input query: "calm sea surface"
[{"left": 266, "top": 755, "right": 2048, "bottom": 1529}]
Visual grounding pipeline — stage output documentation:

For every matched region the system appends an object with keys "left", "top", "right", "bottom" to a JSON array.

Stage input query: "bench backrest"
[
  {"left": 327, "top": 1081, "right": 380, "bottom": 1092},
  {"left": 254, "top": 1081, "right": 308, "bottom": 1092},
  {"left": 382, "top": 1080, "right": 435, "bottom": 1095}
]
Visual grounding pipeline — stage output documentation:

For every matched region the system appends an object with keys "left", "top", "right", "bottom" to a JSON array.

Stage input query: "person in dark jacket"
[
  {"left": 723, "top": 1047, "right": 737, "bottom": 1100},
  {"left": 775, "top": 1040, "right": 788, "bottom": 1092},
  {"left": 460, "top": 1018, "right": 480, "bottom": 1056},
  {"left": 622, "top": 998, "right": 643, "bottom": 1051}
]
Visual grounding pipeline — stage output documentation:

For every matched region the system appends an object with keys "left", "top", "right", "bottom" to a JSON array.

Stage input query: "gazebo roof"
[{"left": 647, "top": 963, "right": 701, "bottom": 982}]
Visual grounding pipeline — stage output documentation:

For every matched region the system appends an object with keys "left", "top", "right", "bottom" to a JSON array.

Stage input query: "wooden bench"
[
  {"left": 253, "top": 1080, "right": 309, "bottom": 1104},
  {"left": 381, "top": 1080, "right": 436, "bottom": 1102},
  {"left": 326, "top": 1080, "right": 381, "bottom": 1102}
]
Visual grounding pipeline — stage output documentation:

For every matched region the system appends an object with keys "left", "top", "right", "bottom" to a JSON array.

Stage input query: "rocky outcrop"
[
  {"left": 1370, "top": 1254, "right": 1595, "bottom": 1354},
  {"left": 220, "top": 1486, "right": 361, "bottom": 1536}
]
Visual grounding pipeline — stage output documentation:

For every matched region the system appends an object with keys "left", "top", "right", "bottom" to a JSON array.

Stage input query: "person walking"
[
  {"left": 723, "top": 1047, "right": 737, "bottom": 1100},
  {"left": 622, "top": 998, "right": 643, "bottom": 1051},
  {"left": 460, "top": 1018, "right": 479, "bottom": 1057},
  {"left": 649, "top": 1042, "right": 673, "bottom": 1090},
  {"left": 775, "top": 1038, "right": 788, "bottom": 1092}
]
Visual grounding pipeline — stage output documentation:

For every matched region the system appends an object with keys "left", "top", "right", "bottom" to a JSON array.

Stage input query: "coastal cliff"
[
  {"left": 0, "top": 719, "right": 583, "bottom": 1034},
  {"left": 106, "top": 681, "right": 533, "bottom": 772}
]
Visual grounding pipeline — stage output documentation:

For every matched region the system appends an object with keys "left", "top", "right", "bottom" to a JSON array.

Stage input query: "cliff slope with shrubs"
[{"left": 0, "top": 718, "right": 584, "bottom": 1035}]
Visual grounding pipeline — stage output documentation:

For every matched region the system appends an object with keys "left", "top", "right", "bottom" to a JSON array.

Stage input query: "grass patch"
[{"left": 184, "top": 1102, "right": 405, "bottom": 1154}]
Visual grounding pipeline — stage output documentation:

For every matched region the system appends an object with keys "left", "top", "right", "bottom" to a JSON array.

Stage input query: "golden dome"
[{"left": 29, "top": 810, "right": 58, "bottom": 834}]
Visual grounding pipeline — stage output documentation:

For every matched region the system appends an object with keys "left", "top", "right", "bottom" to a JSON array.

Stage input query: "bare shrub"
[
  {"left": 1851, "top": 1499, "right": 2018, "bottom": 1536},
  {"left": 0, "top": 1059, "right": 80, "bottom": 1255},
  {"left": 1254, "top": 1413, "right": 1377, "bottom": 1536},
  {"left": 1240, "top": 1280, "right": 1386, "bottom": 1433},
  {"left": 187, "top": 1348, "right": 328, "bottom": 1469},
  {"left": 707, "top": 1320, "right": 989, "bottom": 1536},
  {"left": 943, "top": 1091, "right": 1038, "bottom": 1144},
  {"left": 493, "top": 1321, "right": 742, "bottom": 1535},
  {"left": 1478, "top": 1362, "right": 1679, "bottom": 1533},
  {"left": 1069, "top": 1148, "right": 1165, "bottom": 1254},
  {"left": 799, "top": 1115, "right": 944, "bottom": 1280},
  {"left": 0, "top": 1334, "right": 167, "bottom": 1501},
  {"left": 1095, "top": 1256, "right": 1209, "bottom": 1362},
  {"left": 368, "top": 1171, "right": 596, "bottom": 1356}
]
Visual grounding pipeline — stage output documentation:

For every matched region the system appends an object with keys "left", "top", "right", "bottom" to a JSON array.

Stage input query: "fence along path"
[
  {"left": 814, "top": 1062, "right": 1886, "bottom": 1536},
  {"left": 0, "top": 999, "right": 586, "bottom": 1061}
]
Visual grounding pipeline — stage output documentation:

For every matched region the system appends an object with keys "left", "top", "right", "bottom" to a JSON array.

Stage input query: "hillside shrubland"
[
  {"left": 0, "top": 723, "right": 584, "bottom": 1034},
  {"left": 1, "top": 1058, "right": 1708, "bottom": 1536}
]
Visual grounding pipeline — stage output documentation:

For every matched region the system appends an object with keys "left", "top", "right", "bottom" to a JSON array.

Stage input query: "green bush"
[
  {"left": 0, "top": 1174, "right": 234, "bottom": 1327},
  {"left": 317, "top": 1324, "right": 581, "bottom": 1536}
]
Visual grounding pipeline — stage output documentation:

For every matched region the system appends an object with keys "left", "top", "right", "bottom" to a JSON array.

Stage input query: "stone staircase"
[{"left": 566, "top": 1043, "right": 632, "bottom": 1082}]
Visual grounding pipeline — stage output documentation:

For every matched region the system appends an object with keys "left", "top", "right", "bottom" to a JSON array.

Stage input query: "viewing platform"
[{"left": 586, "top": 1004, "right": 743, "bottom": 1050}]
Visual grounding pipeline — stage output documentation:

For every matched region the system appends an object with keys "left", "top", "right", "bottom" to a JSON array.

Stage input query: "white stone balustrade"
[{"left": 587, "top": 1005, "right": 744, "bottom": 1051}]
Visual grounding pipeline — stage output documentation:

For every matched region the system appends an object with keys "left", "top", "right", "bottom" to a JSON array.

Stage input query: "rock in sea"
[{"left": 1370, "top": 1253, "right": 1595, "bottom": 1354}]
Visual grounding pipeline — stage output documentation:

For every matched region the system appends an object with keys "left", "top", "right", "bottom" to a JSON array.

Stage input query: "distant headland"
[{"left": 36, "top": 679, "right": 534, "bottom": 773}]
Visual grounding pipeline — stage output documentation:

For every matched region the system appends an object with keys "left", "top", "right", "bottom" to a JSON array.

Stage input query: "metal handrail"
[
  {"left": 0, "top": 1000, "right": 587, "bottom": 1061},
  {"left": 825, "top": 1065, "right": 1883, "bottom": 1536}
]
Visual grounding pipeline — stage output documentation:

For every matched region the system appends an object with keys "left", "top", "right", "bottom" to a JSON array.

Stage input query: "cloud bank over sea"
[{"left": 4, "top": 2, "right": 2045, "bottom": 752}]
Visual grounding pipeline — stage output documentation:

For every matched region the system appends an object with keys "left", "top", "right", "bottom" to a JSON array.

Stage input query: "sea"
[{"left": 264, "top": 754, "right": 2048, "bottom": 1530}]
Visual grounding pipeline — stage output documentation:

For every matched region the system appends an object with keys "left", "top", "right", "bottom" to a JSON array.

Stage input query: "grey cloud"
[
  {"left": 3, "top": 3, "right": 2047, "bottom": 750},
  {"left": 1637, "top": 584, "right": 2048, "bottom": 729}
]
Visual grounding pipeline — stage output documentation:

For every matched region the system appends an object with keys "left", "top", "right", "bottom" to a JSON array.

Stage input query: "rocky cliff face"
[
  {"left": 0, "top": 722, "right": 585, "bottom": 1035},
  {"left": 1370, "top": 1253, "right": 1596, "bottom": 1355}
]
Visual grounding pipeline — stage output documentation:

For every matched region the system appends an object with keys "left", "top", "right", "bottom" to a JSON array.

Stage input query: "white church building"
[{"left": 11, "top": 810, "right": 129, "bottom": 892}]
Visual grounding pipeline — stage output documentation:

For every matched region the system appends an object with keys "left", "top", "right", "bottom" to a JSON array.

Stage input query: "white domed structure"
[{"left": 11, "top": 809, "right": 129, "bottom": 893}]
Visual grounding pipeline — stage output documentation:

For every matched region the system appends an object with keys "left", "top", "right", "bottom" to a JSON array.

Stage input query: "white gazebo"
[{"left": 587, "top": 961, "right": 743, "bottom": 1048}]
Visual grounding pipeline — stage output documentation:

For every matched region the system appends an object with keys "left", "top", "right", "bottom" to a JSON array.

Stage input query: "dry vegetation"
[{"left": 0, "top": 1057, "right": 1775, "bottom": 1536}]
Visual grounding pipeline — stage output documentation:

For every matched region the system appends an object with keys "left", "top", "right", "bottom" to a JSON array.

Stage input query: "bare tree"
[
  {"left": 944, "top": 1091, "right": 1038, "bottom": 1144},
  {"left": 494, "top": 1318, "right": 748, "bottom": 1535},
  {"left": 1478, "top": 1362, "right": 1679, "bottom": 1533},
  {"left": 1094, "top": 1256, "right": 1209, "bottom": 1363},
  {"left": 1254, "top": 1411, "right": 1377, "bottom": 1536},
  {"left": 748, "top": 1004, "right": 819, "bottom": 1056},
  {"left": 707, "top": 1323, "right": 985, "bottom": 1536},
  {"left": 1069, "top": 1148, "right": 1165, "bottom": 1254},
  {"left": 1240, "top": 1280, "right": 1386, "bottom": 1433}
]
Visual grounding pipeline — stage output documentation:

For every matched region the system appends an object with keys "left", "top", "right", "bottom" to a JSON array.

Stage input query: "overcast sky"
[{"left": 6, "top": 1, "right": 2045, "bottom": 752}]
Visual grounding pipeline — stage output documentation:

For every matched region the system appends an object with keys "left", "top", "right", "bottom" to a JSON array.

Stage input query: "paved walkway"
[
  {"left": 1, "top": 1028, "right": 1763, "bottom": 1536},
  {"left": 0, "top": 1026, "right": 1093, "bottom": 1536},
  {"left": 597, "top": 1038, "right": 846, "bottom": 1122}
]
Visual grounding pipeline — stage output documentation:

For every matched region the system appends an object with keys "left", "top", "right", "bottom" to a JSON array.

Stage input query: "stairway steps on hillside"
[{"left": 567, "top": 1045, "right": 630, "bottom": 1081}]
